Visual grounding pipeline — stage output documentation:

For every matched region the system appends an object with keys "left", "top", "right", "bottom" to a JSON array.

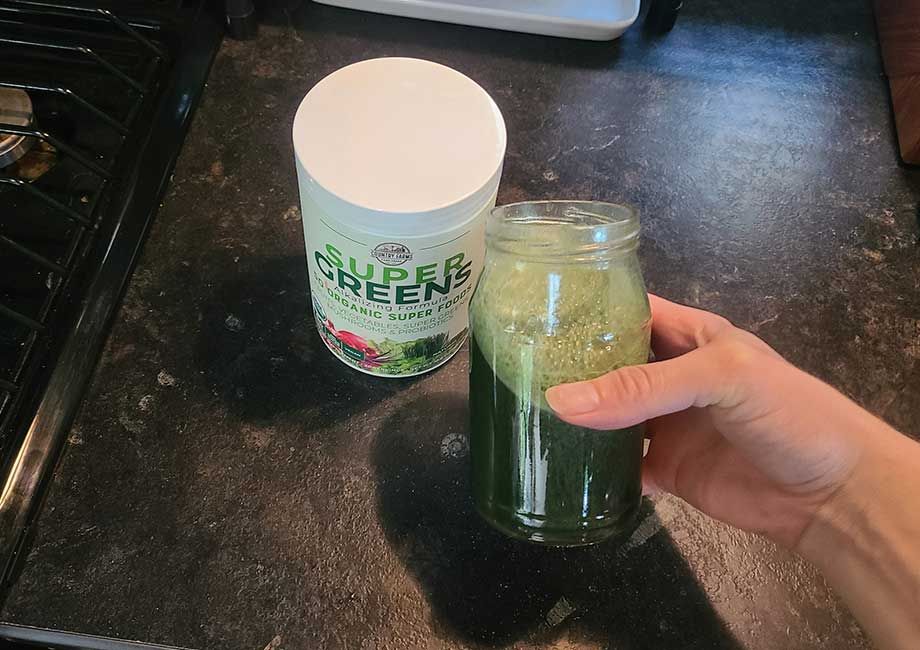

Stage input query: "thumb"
[{"left": 545, "top": 347, "right": 728, "bottom": 430}]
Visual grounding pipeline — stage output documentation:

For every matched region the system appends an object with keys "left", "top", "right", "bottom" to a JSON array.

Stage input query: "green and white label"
[{"left": 303, "top": 209, "right": 485, "bottom": 376}]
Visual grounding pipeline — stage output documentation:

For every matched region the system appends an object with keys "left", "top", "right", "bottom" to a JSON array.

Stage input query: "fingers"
[
  {"left": 649, "top": 294, "right": 733, "bottom": 359},
  {"left": 641, "top": 408, "right": 718, "bottom": 497},
  {"left": 545, "top": 346, "right": 729, "bottom": 430}
]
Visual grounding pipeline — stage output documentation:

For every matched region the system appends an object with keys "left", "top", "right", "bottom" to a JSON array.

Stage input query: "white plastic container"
[
  {"left": 312, "top": 0, "right": 641, "bottom": 41},
  {"left": 293, "top": 58, "right": 507, "bottom": 377}
]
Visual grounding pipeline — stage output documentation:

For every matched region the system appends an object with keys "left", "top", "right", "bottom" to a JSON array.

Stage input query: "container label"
[{"left": 302, "top": 209, "right": 485, "bottom": 376}]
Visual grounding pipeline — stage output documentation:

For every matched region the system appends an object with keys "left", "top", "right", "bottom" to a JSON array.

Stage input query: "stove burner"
[{"left": 0, "top": 88, "right": 35, "bottom": 168}]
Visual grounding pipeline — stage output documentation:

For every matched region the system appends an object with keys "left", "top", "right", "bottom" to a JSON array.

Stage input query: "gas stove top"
[{"left": 0, "top": 0, "right": 222, "bottom": 622}]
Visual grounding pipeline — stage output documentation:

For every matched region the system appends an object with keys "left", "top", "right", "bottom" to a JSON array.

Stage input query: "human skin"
[{"left": 546, "top": 295, "right": 920, "bottom": 649}]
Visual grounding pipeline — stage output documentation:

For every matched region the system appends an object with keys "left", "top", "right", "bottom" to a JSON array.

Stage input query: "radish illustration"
[
  {"left": 336, "top": 329, "right": 372, "bottom": 352},
  {"left": 322, "top": 317, "right": 392, "bottom": 369}
]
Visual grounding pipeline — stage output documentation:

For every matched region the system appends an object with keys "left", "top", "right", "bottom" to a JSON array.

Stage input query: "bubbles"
[{"left": 470, "top": 254, "right": 650, "bottom": 395}]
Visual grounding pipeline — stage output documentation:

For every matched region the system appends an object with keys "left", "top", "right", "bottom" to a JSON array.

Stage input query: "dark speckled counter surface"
[{"left": 3, "top": 1, "right": 918, "bottom": 648}]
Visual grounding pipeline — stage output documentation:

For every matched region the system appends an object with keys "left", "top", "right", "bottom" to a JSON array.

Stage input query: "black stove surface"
[
  {"left": 1, "top": 0, "right": 163, "bottom": 457},
  {"left": 0, "top": 621, "right": 191, "bottom": 649},
  {"left": 0, "top": 0, "right": 221, "bottom": 603}
]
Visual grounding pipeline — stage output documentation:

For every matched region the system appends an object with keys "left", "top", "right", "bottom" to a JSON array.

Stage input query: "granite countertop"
[{"left": 3, "top": 1, "right": 919, "bottom": 648}]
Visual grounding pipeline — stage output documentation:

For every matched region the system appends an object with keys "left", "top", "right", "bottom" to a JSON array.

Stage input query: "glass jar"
[{"left": 469, "top": 201, "right": 651, "bottom": 546}]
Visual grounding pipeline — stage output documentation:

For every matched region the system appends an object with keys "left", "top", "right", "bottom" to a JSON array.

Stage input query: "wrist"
[
  {"left": 797, "top": 425, "right": 920, "bottom": 649},
  {"left": 798, "top": 425, "right": 920, "bottom": 561}
]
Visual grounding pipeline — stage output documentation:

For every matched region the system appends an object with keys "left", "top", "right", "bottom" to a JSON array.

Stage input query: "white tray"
[{"left": 313, "top": 0, "right": 641, "bottom": 41}]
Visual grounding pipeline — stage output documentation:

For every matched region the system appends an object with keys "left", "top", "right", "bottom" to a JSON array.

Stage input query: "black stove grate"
[
  {"left": 0, "top": 0, "right": 221, "bottom": 592},
  {"left": 0, "top": 1, "right": 168, "bottom": 450}
]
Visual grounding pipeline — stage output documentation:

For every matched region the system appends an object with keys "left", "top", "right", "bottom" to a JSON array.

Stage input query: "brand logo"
[{"left": 371, "top": 242, "right": 413, "bottom": 266}]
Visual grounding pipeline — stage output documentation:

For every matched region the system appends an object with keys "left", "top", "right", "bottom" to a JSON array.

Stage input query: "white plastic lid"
[{"left": 293, "top": 58, "right": 506, "bottom": 236}]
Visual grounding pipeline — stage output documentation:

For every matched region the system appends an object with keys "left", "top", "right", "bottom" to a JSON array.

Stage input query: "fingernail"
[{"left": 545, "top": 383, "right": 600, "bottom": 415}]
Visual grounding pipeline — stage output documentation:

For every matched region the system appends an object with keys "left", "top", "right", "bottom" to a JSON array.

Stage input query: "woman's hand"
[
  {"left": 546, "top": 294, "right": 870, "bottom": 547},
  {"left": 545, "top": 294, "right": 920, "bottom": 649}
]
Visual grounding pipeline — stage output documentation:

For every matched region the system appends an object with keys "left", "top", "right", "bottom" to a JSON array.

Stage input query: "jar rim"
[{"left": 487, "top": 200, "right": 640, "bottom": 260}]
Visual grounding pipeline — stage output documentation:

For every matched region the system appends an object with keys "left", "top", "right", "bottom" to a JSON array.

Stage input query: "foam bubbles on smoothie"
[{"left": 470, "top": 254, "right": 650, "bottom": 398}]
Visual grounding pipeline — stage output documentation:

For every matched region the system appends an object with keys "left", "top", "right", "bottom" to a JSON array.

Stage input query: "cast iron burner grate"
[
  {"left": 0, "top": 0, "right": 221, "bottom": 595},
  {"left": 0, "top": 1, "right": 165, "bottom": 432}
]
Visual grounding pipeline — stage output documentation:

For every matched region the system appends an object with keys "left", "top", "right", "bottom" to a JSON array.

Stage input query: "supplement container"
[
  {"left": 469, "top": 201, "right": 651, "bottom": 546},
  {"left": 293, "top": 58, "right": 506, "bottom": 376}
]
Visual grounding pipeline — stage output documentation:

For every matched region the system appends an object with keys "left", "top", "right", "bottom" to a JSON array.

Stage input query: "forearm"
[{"left": 798, "top": 424, "right": 920, "bottom": 650}]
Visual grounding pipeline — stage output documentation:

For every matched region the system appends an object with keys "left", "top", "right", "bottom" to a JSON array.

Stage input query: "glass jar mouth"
[{"left": 487, "top": 200, "right": 640, "bottom": 260}]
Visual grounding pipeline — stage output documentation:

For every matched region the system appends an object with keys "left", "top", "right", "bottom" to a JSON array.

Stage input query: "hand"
[
  {"left": 545, "top": 294, "right": 873, "bottom": 549},
  {"left": 546, "top": 294, "right": 920, "bottom": 649}
]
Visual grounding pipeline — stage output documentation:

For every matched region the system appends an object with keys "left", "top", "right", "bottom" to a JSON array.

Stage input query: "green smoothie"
[{"left": 468, "top": 217, "right": 651, "bottom": 546}]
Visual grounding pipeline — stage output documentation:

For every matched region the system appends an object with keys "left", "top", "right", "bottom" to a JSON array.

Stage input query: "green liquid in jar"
[
  {"left": 470, "top": 335, "right": 644, "bottom": 546},
  {"left": 468, "top": 231, "right": 650, "bottom": 546}
]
